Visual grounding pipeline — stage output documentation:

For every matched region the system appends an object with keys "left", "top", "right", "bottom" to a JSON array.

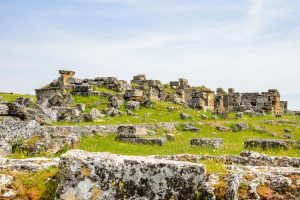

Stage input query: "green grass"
[
  {"left": 72, "top": 95, "right": 109, "bottom": 113},
  {"left": 92, "top": 85, "right": 117, "bottom": 95},
  {"left": 51, "top": 100, "right": 214, "bottom": 126},
  {"left": 77, "top": 118, "right": 300, "bottom": 157},
  {"left": 0, "top": 92, "right": 36, "bottom": 102}
]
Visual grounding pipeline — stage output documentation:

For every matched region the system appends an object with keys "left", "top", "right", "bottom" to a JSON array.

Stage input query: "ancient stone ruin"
[{"left": 31, "top": 70, "right": 288, "bottom": 124}]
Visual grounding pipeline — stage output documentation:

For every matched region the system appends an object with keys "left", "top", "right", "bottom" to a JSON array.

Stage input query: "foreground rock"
[{"left": 56, "top": 150, "right": 206, "bottom": 200}]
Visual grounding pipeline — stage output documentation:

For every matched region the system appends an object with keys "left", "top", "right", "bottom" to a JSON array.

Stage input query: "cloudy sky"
[{"left": 0, "top": 0, "right": 299, "bottom": 109}]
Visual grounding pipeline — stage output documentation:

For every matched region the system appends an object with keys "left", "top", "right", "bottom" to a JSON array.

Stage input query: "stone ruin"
[
  {"left": 33, "top": 70, "right": 287, "bottom": 121},
  {"left": 0, "top": 69, "right": 289, "bottom": 127}
]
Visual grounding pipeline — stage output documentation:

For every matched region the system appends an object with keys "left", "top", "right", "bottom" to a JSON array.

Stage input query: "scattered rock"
[
  {"left": 104, "top": 107, "right": 119, "bottom": 116},
  {"left": 236, "top": 112, "right": 243, "bottom": 118},
  {"left": 166, "top": 133, "right": 175, "bottom": 141},
  {"left": 109, "top": 96, "right": 124, "bottom": 108},
  {"left": 216, "top": 125, "right": 231, "bottom": 132},
  {"left": 284, "top": 128, "right": 291, "bottom": 133},
  {"left": 232, "top": 123, "right": 249, "bottom": 132},
  {"left": 183, "top": 124, "right": 200, "bottom": 132},
  {"left": 190, "top": 138, "right": 223, "bottom": 148},
  {"left": 283, "top": 133, "right": 292, "bottom": 139},
  {"left": 118, "top": 137, "right": 166, "bottom": 146},
  {"left": 180, "top": 112, "right": 191, "bottom": 120},
  {"left": 76, "top": 104, "right": 85, "bottom": 112}
]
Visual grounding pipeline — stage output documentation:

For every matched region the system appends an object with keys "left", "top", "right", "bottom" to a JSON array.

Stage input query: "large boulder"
[{"left": 56, "top": 150, "right": 206, "bottom": 200}]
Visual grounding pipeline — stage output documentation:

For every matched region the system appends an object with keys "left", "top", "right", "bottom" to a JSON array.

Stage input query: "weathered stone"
[
  {"left": 0, "top": 157, "right": 59, "bottom": 172},
  {"left": 109, "top": 96, "right": 124, "bottom": 108},
  {"left": 89, "top": 108, "right": 104, "bottom": 120},
  {"left": 76, "top": 104, "right": 85, "bottom": 112},
  {"left": 190, "top": 138, "right": 223, "bottom": 148},
  {"left": 166, "top": 133, "right": 175, "bottom": 141},
  {"left": 0, "top": 116, "right": 41, "bottom": 144},
  {"left": 183, "top": 124, "right": 200, "bottom": 132},
  {"left": 104, "top": 107, "right": 119, "bottom": 117},
  {"left": 284, "top": 128, "right": 291, "bottom": 133},
  {"left": 216, "top": 125, "right": 231, "bottom": 132},
  {"left": 283, "top": 133, "right": 292, "bottom": 139},
  {"left": 56, "top": 150, "right": 206, "bottom": 200},
  {"left": 125, "top": 100, "right": 140, "bottom": 110},
  {"left": 180, "top": 112, "right": 191, "bottom": 120},
  {"left": 244, "top": 139, "right": 295, "bottom": 150},
  {"left": 236, "top": 112, "right": 243, "bottom": 118},
  {"left": 52, "top": 106, "right": 80, "bottom": 121},
  {"left": 0, "top": 104, "right": 9, "bottom": 116},
  {"left": 0, "top": 174, "right": 16, "bottom": 198},
  {"left": 117, "top": 126, "right": 148, "bottom": 138},
  {"left": 232, "top": 123, "right": 249, "bottom": 132},
  {"left": 118, "top": 137, "right": 166, "bottom": 146},
  {"left": 270, "top": 175, "right": 292, "bottom": 193}
]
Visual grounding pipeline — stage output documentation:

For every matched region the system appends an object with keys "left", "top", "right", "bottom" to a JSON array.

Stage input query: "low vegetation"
[{"left": 0, "top": 167, "right": 59, "bottom": 200}]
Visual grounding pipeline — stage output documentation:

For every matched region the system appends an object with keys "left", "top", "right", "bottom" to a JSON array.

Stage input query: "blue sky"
[{"left": 0, "top": 0, "right": 300, "bottom": 109}]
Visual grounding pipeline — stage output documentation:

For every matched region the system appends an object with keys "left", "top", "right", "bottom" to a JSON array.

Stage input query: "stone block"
[
  {"left": 190, "top": 138, "right": 223, "bottom": 148},
  {"left": 56, "top": 150, "right": 206, "bottom": 200},
  {"left": 244, "top": 139, "right": 296, "bottom": 150}
]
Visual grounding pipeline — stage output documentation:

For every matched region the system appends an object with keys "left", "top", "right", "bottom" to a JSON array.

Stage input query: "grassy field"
[
  {"left": 77, "top": 119, "right": 300, "bottom": 157},
  {"left": 0, "top": 92, "right": 36, "bottom": 102}
]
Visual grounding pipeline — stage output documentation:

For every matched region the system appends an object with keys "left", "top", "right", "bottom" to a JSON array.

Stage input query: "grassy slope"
[{"left": 1, "top": 93, "right": 300, "bottom": 157}]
